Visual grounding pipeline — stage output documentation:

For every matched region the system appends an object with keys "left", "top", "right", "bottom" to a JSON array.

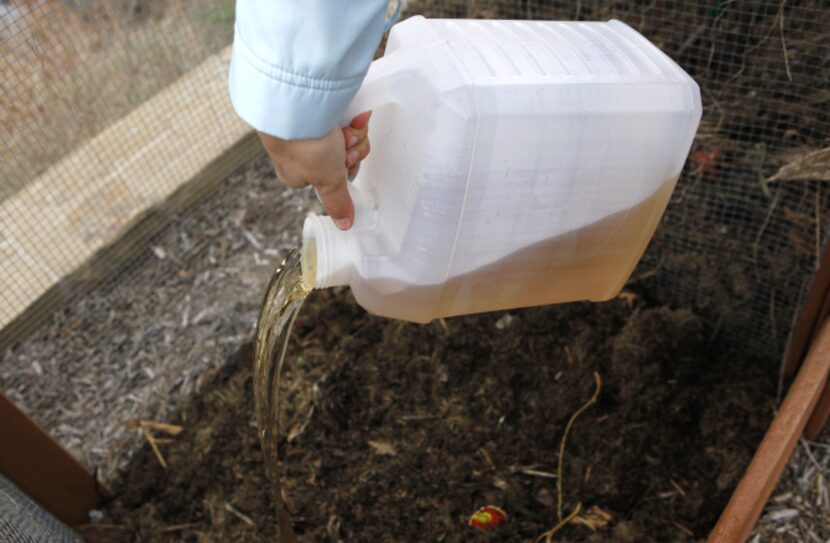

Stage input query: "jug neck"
[{"left": 302, "top": 215, "right": 353, "bottom": 289}]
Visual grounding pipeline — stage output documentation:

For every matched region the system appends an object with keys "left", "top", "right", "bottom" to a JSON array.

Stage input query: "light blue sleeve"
[{"left": 229, "top": 1, "right": 391, "bottom": 140}]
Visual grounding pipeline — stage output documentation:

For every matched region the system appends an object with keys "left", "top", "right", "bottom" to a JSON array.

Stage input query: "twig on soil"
[
  {"left": 158, "top": 523, "right": 201, "bottom": 533},
  {"left": 138, "top": 420, "right": 183, "bottom": 435},
  {"left": 326, "top": 515, "right": 341, "bottom": 539},
  {"left": 141, "top": 425, "right": 167, "bottom": 469},
  {"left": 518, "top": 468, "right": 558, "bottom": 479},
  {"left": 535, "top": 372, "right": 602, "bottom": 543},
  {"left": 672, "top": 519, "right": 696, "bottom": 537},
  {"left": 670, "top": 479, "right": 687, "bottom": 497},
  {"left": 129, "top": 420, "right": 182, "bottom": 469},
  {"left": 224, "top": 502, "right": 255, "bottom": 526},
  {"left": 535, "top": 504, "right": 582, "bottom": 543},
  {"left": 557, "top": 372, "right": 602, "bottom": 521}
]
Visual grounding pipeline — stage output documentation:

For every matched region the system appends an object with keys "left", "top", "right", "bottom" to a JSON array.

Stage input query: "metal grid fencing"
[
  {"left": 0, "top": 0, "right": 247, "bottom": 349},
  {"left": 1, "top": 0, "right": 234, "bottom": 199},
  {"left": 1, "top": 0, "right": 829, "bottom": 363},
  {"left": 405, "top": 0, "right": 830, "bottom": 359}
]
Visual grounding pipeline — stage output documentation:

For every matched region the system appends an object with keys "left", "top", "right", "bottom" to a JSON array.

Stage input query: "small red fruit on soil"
[{"left": 468, "top": 505, "right": 508, "bottom": 531}]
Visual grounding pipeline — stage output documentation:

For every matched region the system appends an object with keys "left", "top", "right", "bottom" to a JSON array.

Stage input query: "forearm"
[{"left": 228, "top": 0, "right": 389, "bottom": 140}]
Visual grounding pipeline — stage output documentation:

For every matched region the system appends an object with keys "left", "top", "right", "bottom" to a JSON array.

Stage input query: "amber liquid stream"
[{"left": 253, "top": 246, "right": 313, "bottom": 542}]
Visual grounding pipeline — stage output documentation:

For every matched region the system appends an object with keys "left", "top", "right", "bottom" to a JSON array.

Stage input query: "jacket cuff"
[{"left": 228, "top": 29, "right": 363, "bottom": 140}]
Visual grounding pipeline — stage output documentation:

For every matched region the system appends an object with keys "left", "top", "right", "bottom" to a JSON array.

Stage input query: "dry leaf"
[
  {"left": 692, "top": 146, "right": 723, "bottom": 175},
  {"left": 368, "top": 440, "right": 397, "bottom": 456},
  {"left": 769, "top": 147, "right": 830, "bottom": 182},
  {"left": 572, "top": 505, "right": 613, "bottom": 531}
]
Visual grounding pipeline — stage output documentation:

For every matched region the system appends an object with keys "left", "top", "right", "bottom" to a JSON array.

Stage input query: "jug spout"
[{"left": 302, "top": 215, "right": 353, "bottom": 289}]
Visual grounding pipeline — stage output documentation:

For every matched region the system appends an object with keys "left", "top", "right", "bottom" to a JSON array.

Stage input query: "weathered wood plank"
[
  {"left": 0, "top": 393, "right": 112, "bottom": 526},
  {"left": 0, "top": 45, "right": 259, "bottom": 352}
]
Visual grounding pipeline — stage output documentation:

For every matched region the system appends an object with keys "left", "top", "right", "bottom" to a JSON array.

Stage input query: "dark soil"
[{"left": 80, "top": 286, "right": 776, "bottom": 542}]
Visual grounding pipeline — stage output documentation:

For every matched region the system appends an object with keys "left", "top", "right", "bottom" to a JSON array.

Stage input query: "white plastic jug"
[{"left": 302, "top": 16, "right": 702, "bottom": 323}]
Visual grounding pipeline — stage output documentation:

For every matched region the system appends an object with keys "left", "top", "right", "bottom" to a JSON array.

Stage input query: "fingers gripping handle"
[{"left": 339, "top": 53, "right": 412, "bottom": 208}]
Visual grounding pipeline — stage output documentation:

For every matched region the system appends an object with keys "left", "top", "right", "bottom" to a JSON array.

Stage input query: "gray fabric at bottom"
[{"left": 0, "top": 475, "right": 80, "bottom": 543}]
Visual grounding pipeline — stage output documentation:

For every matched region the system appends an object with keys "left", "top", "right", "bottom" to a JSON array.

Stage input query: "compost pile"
[{"left": 81, "top": 287, "right": 776, "bottom": 542}]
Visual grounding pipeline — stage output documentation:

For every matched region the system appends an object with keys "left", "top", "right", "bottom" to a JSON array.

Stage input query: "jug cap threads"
[{"left": 302, "top": 215, "right": 353, "bottom": 289}]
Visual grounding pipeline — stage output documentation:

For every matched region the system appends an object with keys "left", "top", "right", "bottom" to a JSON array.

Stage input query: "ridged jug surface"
[{"left": 303, "top": 16, "right": 702, "bottom": 323}]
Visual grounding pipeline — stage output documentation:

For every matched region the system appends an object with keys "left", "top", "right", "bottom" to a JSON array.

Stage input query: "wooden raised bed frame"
[{"left": 709, "top": 240, "right": 830, "bottom": 542}]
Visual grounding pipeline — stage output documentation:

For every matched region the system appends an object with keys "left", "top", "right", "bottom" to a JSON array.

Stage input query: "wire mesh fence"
[
  {"left": 402, "top": 0, "right": 830, "bottom": 360},
  {"left": 1, "top": 0, "right": 828, "bottom": 364},
  {"left": 1, "top": 0, "right": 234, "bottom": 199},
  {"left": 0, "top": 0, "right": 254, "bottom": 350}
]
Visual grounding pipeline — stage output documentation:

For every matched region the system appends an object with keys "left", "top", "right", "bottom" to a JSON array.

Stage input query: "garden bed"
[{"left": 80, "top": 283, "right": 777, "bottom": 542}]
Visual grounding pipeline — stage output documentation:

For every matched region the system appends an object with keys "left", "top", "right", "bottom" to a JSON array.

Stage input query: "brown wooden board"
[
  {"left": 781, "top": 240, "right": 830, "bottom": 381},
  {"left": 0, "top": 394, "right": 112, "bottom": 526},
  {"left": 780, "top": 237, "right": 830, "bottom": 440},
  {"left": 708, "top": 318, "right": 830, "bottom": 543},
  {"left": 805, "top": 378, "right": 830, "bottom": 439}
]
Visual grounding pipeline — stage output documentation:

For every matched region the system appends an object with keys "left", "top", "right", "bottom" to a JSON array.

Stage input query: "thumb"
[{"left": 316, "top": 180, "right": 355, "bottom": 231}]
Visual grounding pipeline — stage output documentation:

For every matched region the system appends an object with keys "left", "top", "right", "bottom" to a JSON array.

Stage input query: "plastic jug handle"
[
  {"left": 339, "top": 53, "right": 410, "bottom": 127},
  {"left": 338, "top": 51, "right": 414, "bottom": 211}
]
